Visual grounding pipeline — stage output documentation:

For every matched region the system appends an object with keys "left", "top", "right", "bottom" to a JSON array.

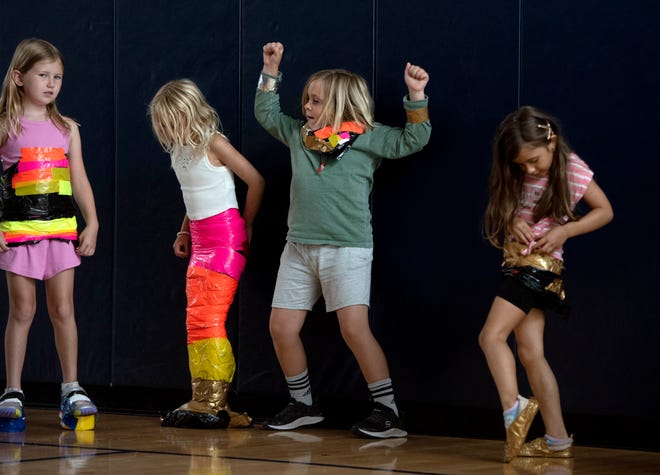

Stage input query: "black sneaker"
[
  {"left": 265, "top": 399, "right": 324, "bottom": 430},
  {"left": 351, "top": 403, "right": 407, "bottom": 439}
]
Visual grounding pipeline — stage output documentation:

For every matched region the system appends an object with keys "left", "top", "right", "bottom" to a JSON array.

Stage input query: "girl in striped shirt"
[{"left": 478, "top": 106, "right": 613, "bottom": 462}]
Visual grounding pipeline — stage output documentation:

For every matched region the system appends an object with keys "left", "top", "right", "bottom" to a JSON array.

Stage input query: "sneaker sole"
[
  {"left": 0, "top": 415, "right": 26, "bottom": 432},
  {"left": 60, "top": 413, "right": 96, "bottom": 431},
  {"left": 266, "top": 416, "right": 324, "bottom": 430},
  {"left": 353, "top": 427, "right": 408, "bottom": 439}
]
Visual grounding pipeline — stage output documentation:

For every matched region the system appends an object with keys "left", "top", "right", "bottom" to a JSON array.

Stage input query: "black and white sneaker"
[
  {"left": 0, "top": 389, "right": 24, "bottom": 418},
  {"left": 265, "top": 399, "right": 324, "bottom": 430},
  {"left": 351, "top": 403, "right": 407, "bottom": 439}
]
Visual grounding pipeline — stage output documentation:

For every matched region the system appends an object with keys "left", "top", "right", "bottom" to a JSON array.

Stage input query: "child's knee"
[
  {"left": 9, "top": 302, "right": 37, "bottom": 323},
  {"left": 517, "top": 345, "right": 544, "bottom": 368},
  {"left": 338, "top": 317, "right": 370, "bottom": 346},
  {"left": 269, "top": 316, "right": 295, "bottom": 341},
  {"left": 477, "top": 329, "right": 487, "bottom": 349},
  {"left": 478, "top": 327, "right": 497, "bottom": 351},
  {"left": 47, "top": 303, "right": 75, "bottom": 323},
  {"left": 339, "top": 327, "right": 360, "bottom": 347}
]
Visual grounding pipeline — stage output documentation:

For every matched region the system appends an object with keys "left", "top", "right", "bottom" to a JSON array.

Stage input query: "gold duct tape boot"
[
  {"left": 504, "top": 397, "right": 539, "bottom": 463},
  {"left": 519, "top": 437, "right": 574, "bottom": 458},
  {"left": 177, "top": 379, "right": 252, "bottom": 428}
]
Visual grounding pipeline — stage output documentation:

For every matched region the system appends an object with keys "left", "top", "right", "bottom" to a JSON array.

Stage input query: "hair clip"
[{"left": 537, "top": 121, "right": 553, "bottom": 141}]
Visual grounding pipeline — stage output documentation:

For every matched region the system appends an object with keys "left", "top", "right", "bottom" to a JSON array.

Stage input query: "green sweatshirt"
[{"left": 255, "top": 81, "right": 431, "bottom": 248}]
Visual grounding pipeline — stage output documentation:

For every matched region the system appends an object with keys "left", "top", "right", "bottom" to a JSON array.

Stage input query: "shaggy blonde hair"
[
  {"left": 149, "top": 79, "right": 223, "bottom": 155},
  {"left": 301, "top": 69, "right": 375, "bottom": 132},
  {"left": 0, "top": 38, "right": 69, "bottom": 146}
]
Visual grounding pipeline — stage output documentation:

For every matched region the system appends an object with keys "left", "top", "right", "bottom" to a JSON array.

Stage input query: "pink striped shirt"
[{"left": 516, "top": 153, "right": 593, "bottom": 261}]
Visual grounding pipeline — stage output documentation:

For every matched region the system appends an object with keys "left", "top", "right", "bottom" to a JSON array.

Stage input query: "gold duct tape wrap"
[
  {"left": 503, "top": 242, "right": 564, "bottom": 274},
  {"left": 178, "top": 379, "right": 252, "bottom": 428},
  {"left": 503, "top": 242, "right": 566, "bottom": 301},
  {"left": 406, "top": 107, "right": 430, "bottom": 124},
  {"left": 178, "top": 378, "right": 229, "bottom": 414},
  {"left": 545, "top": 279, "right": 565, "bottom": 300}
]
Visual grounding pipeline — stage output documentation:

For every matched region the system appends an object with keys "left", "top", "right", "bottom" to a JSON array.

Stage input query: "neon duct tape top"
[{"left": 0, "top": 118, "right": 77, "bottom": 244}]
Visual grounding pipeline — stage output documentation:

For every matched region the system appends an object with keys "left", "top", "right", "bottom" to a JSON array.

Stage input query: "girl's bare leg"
[
  {"left": 44, "top": 269, "right": 78, "bottom": 383},
  {"left": 515, "top": 308, "right": 569, "bottom": 438},
  {"left": 479, "top": 297, "right": 527, "bottom": 409}
]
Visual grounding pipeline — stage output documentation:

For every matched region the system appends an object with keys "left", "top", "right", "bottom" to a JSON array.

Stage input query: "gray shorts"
[{"left": 272, "top": 241, "right": 373, "bottom": 312}]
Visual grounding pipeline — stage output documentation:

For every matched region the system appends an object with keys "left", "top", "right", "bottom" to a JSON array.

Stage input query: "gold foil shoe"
[
  {"left": 503, "top": 396, "right": 539, "bottom": 462},
  {"left": 519, "top": 436, "right": 574, "bottom": 458}
]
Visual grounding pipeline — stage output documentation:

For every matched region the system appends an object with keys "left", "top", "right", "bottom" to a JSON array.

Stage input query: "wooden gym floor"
[{"left": 0, "top": 408, "right": 659, "bottom": 474}]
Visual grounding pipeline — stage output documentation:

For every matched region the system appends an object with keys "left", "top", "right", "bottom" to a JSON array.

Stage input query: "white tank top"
[{"left": 171, "top": 146, "right": 238, "bottom": 220}]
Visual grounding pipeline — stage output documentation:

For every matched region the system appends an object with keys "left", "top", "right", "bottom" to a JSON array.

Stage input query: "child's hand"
[
  {"left": 0, "top": 234, "right": 8, "bottom": 253},
  {"left": 404, "top": 62, "right": 429, "bottom": 101},
  {"left": 262, "top": 42, "right": 284, "bottom": 76},
  {"left": 511, "top": 217, "right": 534, "bottom": 245},
  {"left": 173, "top": 233, "right": 190, "bottom": 258},
  {"left": 76, "top": 226, "right": 98, "bottom": 257},
  {"left": 534, "top": 226, "right": 569, "bottom": 255}
]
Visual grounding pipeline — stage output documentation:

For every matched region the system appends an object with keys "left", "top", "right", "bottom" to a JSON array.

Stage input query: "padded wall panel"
[
  {"left": 521, "top": 0, "right": 660, "bottom": 417},
  {"left": 371, "top": 1, "right": 519, "bottom": 408}
]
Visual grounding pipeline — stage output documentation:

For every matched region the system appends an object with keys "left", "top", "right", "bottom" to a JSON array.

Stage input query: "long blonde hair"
[
  {"left": 149, "top": 79, "right": 223, "bottom": 156},
  {"left": 0, "top": 38, "right": 69, "bottom": 146},
  {"left": 301, "top": 69, "right": 375, "bottom": 132},
  {"left": 484, "top": 106, "right": 576, "bottom": 248}
]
